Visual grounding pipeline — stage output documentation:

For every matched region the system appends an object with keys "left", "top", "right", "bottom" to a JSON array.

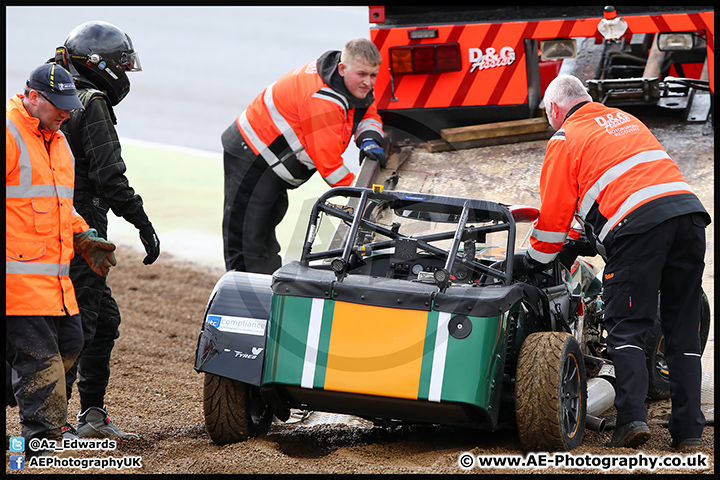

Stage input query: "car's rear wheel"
[
  {"left": 515, "top": 332, "right": 586, "bottom": 451},
  {"left": 203, "top": 373, "right": 272, "bottom": 445},
  {"left": 646, "top": 289, "right": 711, "bottom": 399}
]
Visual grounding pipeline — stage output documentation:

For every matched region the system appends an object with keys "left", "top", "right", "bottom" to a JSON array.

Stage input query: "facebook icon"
[{"left": 9, "top": 454, "right": 25, "bottom": 470}]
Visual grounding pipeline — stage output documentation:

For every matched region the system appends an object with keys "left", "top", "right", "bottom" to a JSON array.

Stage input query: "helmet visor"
[{"left": 122, "top": 51, "right": 142, "bottom": 72}]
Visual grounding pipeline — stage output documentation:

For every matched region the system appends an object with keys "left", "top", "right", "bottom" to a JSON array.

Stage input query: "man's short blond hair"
[{"left": 341, "top": 38, "right": 382, "bottom": 67}]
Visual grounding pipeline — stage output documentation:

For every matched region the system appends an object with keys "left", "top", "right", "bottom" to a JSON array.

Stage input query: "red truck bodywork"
[{"left": 369, "top": 6, "right": 714, "bottom": 140}]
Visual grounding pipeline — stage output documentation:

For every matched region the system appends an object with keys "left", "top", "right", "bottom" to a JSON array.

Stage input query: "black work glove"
[
  {"left": 564, "top": 238, "right": 597, "bottom": 258},
  {"left": 558, "top": 238, "right": 597, "bottom": 270},
  {"left": 520, "top": 251, "right": 550, "bottom": 275},
  {"left": 138, "top": 225, "right": 160, "bottom": 265},
  {"left": 124, "top": 206, "right": 160, "bottom": 265},
  {"left": 359, "top": 138, "right": 386, "bottom": 169}
]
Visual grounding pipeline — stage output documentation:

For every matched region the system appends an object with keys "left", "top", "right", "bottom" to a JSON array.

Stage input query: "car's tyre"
[
  {"left": 515, "top": 331, "right": 587, "bottom": 451},
  {"left": 203, "top": 373, "right": 272, "bottom": 445},
  {"left": 646, "top": 290, "right": 711, "bottom": 400}
]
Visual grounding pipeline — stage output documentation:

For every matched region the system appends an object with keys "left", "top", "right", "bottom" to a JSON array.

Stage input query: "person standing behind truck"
[
  {"left": 522, "top": 74, "right": 710, "bottom": 450},
  {"left": 6, "top": 63, "right": 117, "bottom": 456},
  {"left": 53, "top": 20, "right": 160, "bottom": 439},
  {"left": 221, "top": 37, "right": 386, "bottom": 274}
]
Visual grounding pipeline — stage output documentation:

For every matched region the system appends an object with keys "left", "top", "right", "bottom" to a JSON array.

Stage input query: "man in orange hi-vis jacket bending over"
[
  {"left": 221, "top": 37, "right": 385, "bottom": 274},
  {"left": 521, "top": 74, "right": 710, "bottom": 450}
]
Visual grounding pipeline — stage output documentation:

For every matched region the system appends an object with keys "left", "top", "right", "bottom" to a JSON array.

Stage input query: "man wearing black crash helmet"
[{"left": 52, "top": 20, "right": 160, "bottom": 439}]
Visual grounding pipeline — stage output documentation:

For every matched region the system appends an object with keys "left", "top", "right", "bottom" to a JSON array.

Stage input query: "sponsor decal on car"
[
  {"left": 223, "top": 347, "right": 265, "bottom": 360},
  {"left": 206, "top": 314, "right": 267, "bottom": 336}
]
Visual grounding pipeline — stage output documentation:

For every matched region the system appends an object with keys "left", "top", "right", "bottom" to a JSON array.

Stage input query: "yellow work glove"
[{"left": 73, "top": 229, "right": 117, "bottom": 277}]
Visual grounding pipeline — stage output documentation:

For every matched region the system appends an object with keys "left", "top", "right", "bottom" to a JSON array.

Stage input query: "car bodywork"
[{"left": 195, "top": 187, "right": 584, "bottom": 448}]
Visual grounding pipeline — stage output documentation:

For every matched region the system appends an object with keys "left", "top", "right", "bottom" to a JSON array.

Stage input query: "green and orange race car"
[{"left": 194, "top": 186, "right": 589, "bottom": 452}]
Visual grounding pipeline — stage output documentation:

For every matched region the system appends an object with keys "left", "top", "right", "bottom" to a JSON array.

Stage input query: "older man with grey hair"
[{"left": 524, "top": 74, "right": 710, "bottom": 450}]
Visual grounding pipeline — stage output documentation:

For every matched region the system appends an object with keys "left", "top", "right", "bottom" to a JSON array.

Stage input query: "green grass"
[
  {"left": 121, "top": 143, "right": 223, "bottom": 233},
  {"left": 117, "top": 141, "right": 336, "bottom": 267}
]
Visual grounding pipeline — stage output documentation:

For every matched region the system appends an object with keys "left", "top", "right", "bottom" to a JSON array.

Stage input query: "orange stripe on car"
[{"left": 324, "top": 301, "right": 427, "bottom": 399}]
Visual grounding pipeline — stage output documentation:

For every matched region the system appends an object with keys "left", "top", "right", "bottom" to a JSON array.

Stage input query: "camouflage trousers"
[{"left": 6, "top": 315, "right": 83, "bottom": 441}]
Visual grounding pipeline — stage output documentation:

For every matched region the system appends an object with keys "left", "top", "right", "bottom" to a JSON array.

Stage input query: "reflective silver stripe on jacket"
[
  {"left": 597, "top": 181, "right": 693, "bottom": 242},
  {"left": 6, "top": 261, "right": 70, "bottom": 276},
  {"left": 7, "top": 183, "right": 74, "bottom": 199},
  {"left": 527, "top": 228, "right": 569, "bottom": 264},
  {"left": 530, "top": 228, "right": 568, "bottom": 244},
  {"left": 323, "top": 164, "right": 351, "bottom": 186},
  {"left": 6, "top": 118, "right": 75, "bottom": 199},
  {"left": 549, "top": 129, "right": 566, "bottom": 141},
  {"left": 6, "top": 117, "right": 73, "bottom": 278},
  {"left": 356, "top": 117, "right": 383, "bottom": 138},
  {"left": 6, "top": 118, "right": 33, "bottom": 196},
  {"left": 577, "top": 149, "right": 670, "bottom": 220},
  {"left": 239, "top": 82, "right": 314, "bottom": 187},
  {"left": 527, "top": 244, "right": 558, "bottom": 264},
  {"left": 312, "top": 87, "right": 349, "bottom": 118}
]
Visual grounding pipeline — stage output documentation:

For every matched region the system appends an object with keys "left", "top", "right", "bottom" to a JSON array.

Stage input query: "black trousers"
[
  {"left": 66, "top": 202, "right": 122, "bottom": 413},
  {"left": 603, "top": 213, "right": 707, "bottom": 440},
  {"left": 222, "top": 145, "right": 289, "bottom": 274},
  {"left": 6, "top": 315, "right": 83, "bottom": 441}
]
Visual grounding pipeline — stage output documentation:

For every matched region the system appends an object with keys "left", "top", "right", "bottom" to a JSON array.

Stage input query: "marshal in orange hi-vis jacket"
[
  {"left": 528, "top": 101, "right": 706, "bottom": 263},
  {"left": 221, "top": 43, "right": 384, "bottom": 274},
  {"left": 6, "top": 95, "right": 90, "bottom": 316},
  {"left": 234, "top": 54, "right": 383, "bottom": 188}
]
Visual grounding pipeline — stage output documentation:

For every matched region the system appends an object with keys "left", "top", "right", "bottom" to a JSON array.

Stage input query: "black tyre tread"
[
  {"left": 646, "top": 323, "right": 671, "bottom": 400},
  {"left": 646, "top": 290, "right": 712, "bottom": 400},
  {"left": 699, "top": 291, "right": 711, "bottom": 355},
  {"left": 203, "top": 373, "right": 253, "bottom": 445},
  {"left": 516, "top": 332, "right": 585, "bottom": 452}
]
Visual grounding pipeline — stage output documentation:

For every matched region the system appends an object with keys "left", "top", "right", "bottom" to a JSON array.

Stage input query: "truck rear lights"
[
  {"left": 540, "top": 39, "right": 577, "bottom": 60},
  {"left": 389, "top": 43, "right": 461, "bottom": 75},
  {"left": 657, "top": 32, "right": 695, "bottom": 51}
]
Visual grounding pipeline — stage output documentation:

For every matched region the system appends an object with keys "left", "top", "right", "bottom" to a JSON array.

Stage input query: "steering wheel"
[
  {"left": 478, "top": 254, "right": 546, "bottom": 287},
  {"left": 477, "top": 259, "right": 512, "bottom": 285}
]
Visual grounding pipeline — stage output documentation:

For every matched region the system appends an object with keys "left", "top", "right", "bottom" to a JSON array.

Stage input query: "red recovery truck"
[{"left": 368, "top": 6, "right": 714, "bottom": 142}]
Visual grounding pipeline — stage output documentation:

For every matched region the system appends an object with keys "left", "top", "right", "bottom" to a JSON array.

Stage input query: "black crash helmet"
[{"left": 57, "top": 21, "right": 142, "bottom": 106}]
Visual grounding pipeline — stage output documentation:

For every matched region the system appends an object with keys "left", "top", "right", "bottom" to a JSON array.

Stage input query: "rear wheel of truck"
[
  {"left": 203, "top": 373, "right": 272, "bottom": 445},
  {"left": 515, "top": 331, "right": 587, "bottom": 451},
  {"left": 646, "top": 289, "right": 711, "bottom": 400}
]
